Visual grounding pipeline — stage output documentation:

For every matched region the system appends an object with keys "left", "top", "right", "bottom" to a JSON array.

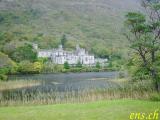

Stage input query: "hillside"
[{"left": 0, "top": 0, "right": 141, "bottom": 57}]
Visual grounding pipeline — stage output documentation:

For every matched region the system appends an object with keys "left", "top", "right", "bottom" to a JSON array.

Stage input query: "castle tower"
[{"left": 76, "top": 44, "right": 80, "bottom": 50}]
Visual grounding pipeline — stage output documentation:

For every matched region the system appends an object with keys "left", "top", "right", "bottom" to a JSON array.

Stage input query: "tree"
[
  {"left": 124, "top": 0, "right": 160, "bottom": 91},
  {"left": 0, "top": 52, "right": 18, "bottom": 74},
  {"left": 0, "top": 52, "right": 18, "bottom": 80},
  {"left": 64, "top": 61, "right": 70, "bottom": 69},
  {"left": 18, "top": 60, "right": 34, "bottom": 74},
  {"left": 61, "top": 34, "right": 67, "bottom": 49},
  {"left": 96, "top": 62, "right": 101, "bottom": 69},
  {"left": 33, "top": 62, "right": 43, "bottom": 73},
  {"left": 76, "top": 61, "right": 82, "bottom": 68},
  {"left": 18, "top": 61, "right": 43, "bottom": 74},
  {"left": 11, "top": 44, "right": 37, "bottom": 62}
]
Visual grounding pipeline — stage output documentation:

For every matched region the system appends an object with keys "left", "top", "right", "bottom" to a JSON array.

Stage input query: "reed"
[
  {"left": 0, "top": 79, "right": 157, "bottom": 106},
  {"left": 0, "top": 80, "right": 41, "bottom": 91}
]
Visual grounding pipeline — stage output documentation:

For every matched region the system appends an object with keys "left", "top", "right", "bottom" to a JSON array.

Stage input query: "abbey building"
[{"left": 37, "top": 45, "right": 95, "bottom": 65}]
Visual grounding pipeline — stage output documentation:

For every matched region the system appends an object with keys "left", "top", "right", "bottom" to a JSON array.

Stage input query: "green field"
[{"left": 0, "top": 100, "right": 159, "bottom": 120}]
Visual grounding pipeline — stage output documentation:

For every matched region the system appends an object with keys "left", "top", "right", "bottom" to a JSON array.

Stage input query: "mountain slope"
[{"left": 0, "top": 0, "right": 141, "bottom": 57}]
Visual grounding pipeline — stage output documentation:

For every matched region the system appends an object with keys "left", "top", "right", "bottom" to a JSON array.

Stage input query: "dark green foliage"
[
  {"left": 107, "top": 53, "right": 124, "bottom": 71},
  {"left": 125, "top": 12, "right": 146, "bottom": 25},
  {"left": 69, "top": 68, "right": 82, "bottom": 72},
  {"left": 61, "top": 34, "right": 67, "bottom": 49},
  {"left": 126, "top": 54, "right": 151, "bottom": 81},
  {"left": 37, "top": 58, "right": 48, "bottom": 64},
  {"left": 150, "top": 93, "right": 160, "bottom": 101},
  {"left": 133, "top": 67, "right": 150, "bottom": 81},
  {"left": 76, "top": 61, "right": 82, "bottom": 68},
  {"left": 42, "top": 62, "right": 108, "bottom": 73},
  {"left": 42, "top": 62, "right": 64, "bottom": 73},
  {"left": 64, "top": 61, "right": 70, "bottom": 69},
  {"left": 11, "top": 44, "right": 37, "bottom": 62},
  {"left": 0, "top": 52, "right": 17, "bottom": 80},
  {"left": 0, "top": 74, "right": 8, "bottom": 81},
  {"left": 0, "top": 52, "right": 18, "bottom": 74},
  {"left": 18, "top": 61, "right": 33, "bottom": 74},
  {"left": 125, "top": 1, "right": 160, "bottom": 91},
  {"left": 108, "top": 59, "right": 124, "bottom": 71},
  {"left": 91, "top": 44, "right": 110, "bottom": 58},
  {"left": 0, "top": 15, "right": 4, "bottom": 23},
  {"left": 96, "top": 62, "right": 101, "bottom": 69}
]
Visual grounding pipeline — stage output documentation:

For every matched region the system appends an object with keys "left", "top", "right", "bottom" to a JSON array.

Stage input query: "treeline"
[
  {"left": 0, "top": 44, "right": 123, "bottom": 81},
  {"left": 42, "top": 61, "right": 109, "bottom": 74},
  {"left": 0, "top": 55, "right": 109, "bottom": 81}
]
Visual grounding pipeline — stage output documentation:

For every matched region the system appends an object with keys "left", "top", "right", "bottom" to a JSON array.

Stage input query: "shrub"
[
  {"left": 93, "top": 68, "right": 100, "bottom": 72},
  {"left": 64, "top": 61, "right": 70, "bottom": 69},
  {"left": 18, "top": 60, "right": 34, "bottom": 74},
  {"left": 69, "top": 68, "right": 82, "bottom": 72},
  {"left": 96, "top": 62, "right": 101, "bottom": 69},
  {"left": 76, "top": 61, "right": 82, "bottom": 68},
  {"left": 0, "top": 52, "right": 18, "bottom": 75},
  {"left": 11, "top": 44, "right": 37, "bottom": 62},
  {"left": 0, "top": 67, "right": 9, "bottom": 75},
  {"left": 32, "top": 62, "right": 43, "bottom": 73},
  {"left": 150, "top": 93, "right": 160, "bottom": 101},
  {"left": 42, "top": 62, "right": 64, "bottom": 73},
  {"left": 0, "top": 74, "right": 8, "bottom": 81},
  {"left": 118, "top": 71, "right": 126, "bottom": 79}
]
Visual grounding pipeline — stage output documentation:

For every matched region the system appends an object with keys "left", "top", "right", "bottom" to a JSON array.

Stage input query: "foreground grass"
[{"left": 0, "top": 100, "right": 159, "bottom": 120}]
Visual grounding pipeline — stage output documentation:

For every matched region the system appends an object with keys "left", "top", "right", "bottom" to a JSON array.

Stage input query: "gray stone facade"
[{"left": 38, "top": 45, "right": 95, "bottom": 65}]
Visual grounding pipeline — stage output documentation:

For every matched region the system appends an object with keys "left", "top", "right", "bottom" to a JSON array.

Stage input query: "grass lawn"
[{"left": 0, "top": 100, "right": 159, "bottom": 120}]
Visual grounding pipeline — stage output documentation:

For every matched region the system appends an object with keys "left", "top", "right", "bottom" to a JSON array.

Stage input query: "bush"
[
  {"left": 32, "top": 62, "right": 43, "bottom": 73},
  {"left": 69, "top": 68, "right": 82, "bottom": 72},
  {"left": 18, "top": 61, "right": 33, "bottom": 74},
  {"left": 0, "top": 52, "right": 18, "bottom": 75},
  {"left": 76, "top": 61, "right": 82, "bottom": 68},
  {"left": 92, "top": 68, "right": 100, "bottom": 72},
  {"left": 64, "top": 62, "right": 70, "bottom": 69},
  {"left": 0, "top": 67, "right": 9, "bottom": 75},
  {"left": 42, "top": 62, "right": 64, "bottom": 73},
  {"left": 118, "top": 71, "right": 126, "bottom": 79},
  {"left": 18, "top": 61, "right": 43, "bottom": 74},
  {"left": 150, "top": 93, "right": 160, "bottom": 101},
  {"left": 96, "top": 62, "right": 101, "bottom": 69},
  {"left": 11, "top": 44, "right": 37, "bottom": 62},
  {"left": 37, "top": 58, "right": 48, "bottom": 63},
  {"left": 0, "top": 74, "right": 8, "bottom": 81}
]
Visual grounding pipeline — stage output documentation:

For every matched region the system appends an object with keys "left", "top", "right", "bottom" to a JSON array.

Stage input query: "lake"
[
  {"left": 0, "top": 72, "right": 122, "bottom": 103},
  {"left": 8, "top": 72, "right": 120, "bottom": 92}
]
